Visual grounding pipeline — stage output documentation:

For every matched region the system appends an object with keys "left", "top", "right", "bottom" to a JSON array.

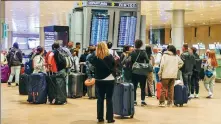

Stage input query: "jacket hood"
[{"left": 164, "top": 51, "right": 174, "bottom": 55}]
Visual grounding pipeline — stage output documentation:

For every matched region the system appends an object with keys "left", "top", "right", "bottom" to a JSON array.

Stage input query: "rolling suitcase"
[
  {"left": 1, "top": 65, "right": 10, "bottom": 83},
  {"left": 174, "top": 84, "right": 188, "bottom": 107},
  {"left": 19, "top": 74, "right": 29, "bottom": 95},
  {"left": 113, "top": 83, "right": 134, "bottom": 118},
  {"left": 87, "top": 84, "right": 96, "bottom": 99},
  {"left": 27, "top": 73, "right": 47, "bottom": 104},
  {"left": 68, "top": 72, "right": 86, "bottom": 98},
  {"left": 47, "top": 72, "right": 67, "bottom": 105},
  {"left": 156, "top": 82, "right": 168, "bottom": 99}
]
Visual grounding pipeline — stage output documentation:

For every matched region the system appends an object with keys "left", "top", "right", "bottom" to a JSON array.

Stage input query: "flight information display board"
[
  {"left": 118, "top": 16, "right": 137, "bottom": 46},
  {"left": 90, "top": 11, "right": 109, "bottom": 45}
]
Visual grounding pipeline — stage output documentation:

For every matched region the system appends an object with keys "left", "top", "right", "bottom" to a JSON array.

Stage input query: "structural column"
[
  {"left": 171, "top": 10, "right": 185, "bottom": 50},
  {"left": 7, "top": 31, "right": 12, "bottom": 49},
  {"left": 39, "top": 27, "right": 45, "bottom": 47},
  {"left": 0, "top": 1, "right": 5, "bottom": 49}
]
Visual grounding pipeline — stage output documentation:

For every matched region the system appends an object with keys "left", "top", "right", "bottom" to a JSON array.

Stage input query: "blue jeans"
[{"left": 154, "top": 67, "right": 160, "bottom": 82}]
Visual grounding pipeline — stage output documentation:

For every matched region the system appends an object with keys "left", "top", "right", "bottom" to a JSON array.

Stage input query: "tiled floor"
[{"left": 1, "top": 82, "right": 221, "bottom": 124}]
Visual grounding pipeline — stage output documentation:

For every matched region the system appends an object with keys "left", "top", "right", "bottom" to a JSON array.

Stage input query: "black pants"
[
  {"left": 96, "top": 80, "right": 114, "bottom": 120},
  {"left": 191, "top": 72, "right": 200, "bottom": 94},
  {"left": 132, "top": 73, "right": 147, "bottom": 101},
  {"left": 182, "top": 73, "right": 192, "bottom": 96}
]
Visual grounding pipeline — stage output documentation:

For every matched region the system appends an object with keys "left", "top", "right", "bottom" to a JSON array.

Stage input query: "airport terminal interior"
[{"left": 1, "top": 1, "right": 221, "bottom": 124}]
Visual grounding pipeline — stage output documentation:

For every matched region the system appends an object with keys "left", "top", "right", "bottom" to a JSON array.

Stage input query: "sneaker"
[
  {"left": 189, "top": 94, "right": 194, "bottom": 99},
  {"left": 16, "top": 83, "right": 19, "bottom": 86},
  {"left": 98, "top": 119, "right": 104, "bottom": 123},
  {"left": 195, "top": 94, "right": 199, "bottom": 98},
  {"left": 141, "top": 102, "right": 147, "bottom": 106},
  {"left": 8, "top": 82, "right": 11, "bottom": 87},
  {"left": 159, "top": 103, "right": 166, "bottom": 107},
  {"left": 134, "top": 101, "right": 137, "bottom": 106},
  {"left": 152, "top": 96, "right": 155, "bottom": 98},
  {"left": 107, "top": 120, "right": 115, "bottom": 123},
  {"left": 167, "top": 104, "right": 173, "bottom": 107},
  {"left": 206, "top": 95, "right": 212, "bottom": 99}
]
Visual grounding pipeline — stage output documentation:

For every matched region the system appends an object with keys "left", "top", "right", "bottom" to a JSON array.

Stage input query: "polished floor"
[{"left": 1, "top": 82, "right": 221, "bottom": 124}]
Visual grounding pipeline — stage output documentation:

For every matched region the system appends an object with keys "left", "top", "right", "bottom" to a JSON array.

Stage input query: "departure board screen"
[{"left": 118, "top": 16, "right": 137, "bottom": 47}]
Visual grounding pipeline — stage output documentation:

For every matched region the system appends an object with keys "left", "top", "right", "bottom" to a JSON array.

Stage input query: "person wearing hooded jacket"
[
  {"left": 7, "top": 42, "right": 23, "bottom": 86},
  {"left": 158, "top": 45, "right": 183, "bottom": 107},
  {"left": 32, "top": 46, "right": 46, "bottom": 73}
]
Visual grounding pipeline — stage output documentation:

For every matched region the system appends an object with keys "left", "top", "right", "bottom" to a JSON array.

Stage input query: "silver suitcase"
[
  {"left": 68, "top": 72, "right": 86, "bottom": 98},
  {"left": 87, "top": 84, "right": 96, "bottom": 99}
]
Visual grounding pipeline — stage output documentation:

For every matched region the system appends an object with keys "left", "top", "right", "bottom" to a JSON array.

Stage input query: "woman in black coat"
[
  {"left": 91, "top": 42, "right": 115, "bottom": 123},
  {"left": 130, "top": 39, "right": 149, "bottom": 106}
]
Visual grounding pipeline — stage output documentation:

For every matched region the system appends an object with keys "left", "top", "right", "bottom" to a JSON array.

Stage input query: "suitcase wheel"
[{"left": 130, "top": 114, "right": 134, "bottom": 118}]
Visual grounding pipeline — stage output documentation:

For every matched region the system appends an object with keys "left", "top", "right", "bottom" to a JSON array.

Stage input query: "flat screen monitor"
[
  {"left": 28, "top": 38, "right": 39, "bottom": 49},
  {"left": 209, "top": 44, "right": 215, "bottom": 49},
  {"left": 199, "top": 44, "right": 205, "bottom": 49},
  {"left": 192, "top": 44, "right": 199, "bottom": 49}
]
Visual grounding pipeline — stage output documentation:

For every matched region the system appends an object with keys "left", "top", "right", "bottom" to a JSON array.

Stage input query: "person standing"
[
  {"left": 190, "top": 47, "right": 202, "bottom": 98},
  {"left": 33, "top": 46, "right": 46, "bottom": 73},
  {"left": 120, "top": 45, "right": 132, "bottom": 82},
  {"left": 153, "top": 47, "right": 162, "bottom": 83},
  {"left": 145, "top": 45, "right": 155, "bottom": 97},
  {"left": 158, "top": 45, "right": 183, "bottom": 107},
  {"left": 130, "top": 39, "right": 149, "bottom": 106},
  {"left": 204, "top": 51, "right": 218, "bottom": 98},
  {"left": 180, "top": 44, "right": 196, "bottom": 97},
  {"left": 91, "top": 42, "right": 115, "bottom": 123},
  {"left": 7, "top": 42, "right": 23, "bottom": 86}
]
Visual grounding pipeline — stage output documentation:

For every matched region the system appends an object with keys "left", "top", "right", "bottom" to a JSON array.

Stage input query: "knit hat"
[{"left": 13, "top": 42, "right": 19, "bottom": 49}]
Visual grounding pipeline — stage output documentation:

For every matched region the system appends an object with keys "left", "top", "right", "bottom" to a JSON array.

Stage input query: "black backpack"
[
  {"left": 56, "top": 48, "right": 73, "bottom": 70},
  {"left": 9, "top": 49, "right": 20, "bottom": 66}
]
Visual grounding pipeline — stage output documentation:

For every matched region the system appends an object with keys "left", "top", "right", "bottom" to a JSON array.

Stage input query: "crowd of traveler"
[{"left": 1, "top": 40, "right": 219, "bottom": 123}]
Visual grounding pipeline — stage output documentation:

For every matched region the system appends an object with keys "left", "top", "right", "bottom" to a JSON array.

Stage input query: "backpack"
[
  {"left": 25, "top": 58, "right": 34, "bottom": 74},
  {"left": 121, "top": 53, "right": 132, "bottom": 69},
  {"left": 57, "top": 48, "right": 73, "bottom": 69},
  {"left": 9, "top": 50, "right": 20, "bottom": 66}
]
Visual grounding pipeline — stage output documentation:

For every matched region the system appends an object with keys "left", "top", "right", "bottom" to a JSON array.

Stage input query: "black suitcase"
[
  {"left": 27, "top": 73, "right": 47, "bottom": 104},
  {"left": 19, "top": 74, "right": 29, "bottom": 95},
  {"left": 47, "top": 72, "right": 67, "bottom": 105},
  {"left": 112, "top": 83, "right": 135, "bottom": 118}
]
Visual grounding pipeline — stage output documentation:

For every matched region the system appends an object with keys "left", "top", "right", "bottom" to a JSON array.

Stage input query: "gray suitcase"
[
  {"left": 112, "top": 82, "right": 135, "bottom": 118},
  {"left": 87, "top": 84, "right": 96, "bottom": 99},
  {"left": 68, "top": 72, "right": 86, "bottom": 98}
]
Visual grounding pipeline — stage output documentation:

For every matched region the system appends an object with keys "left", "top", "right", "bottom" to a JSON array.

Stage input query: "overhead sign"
[{"left": 74, "top": 1, "right": 137, "bottom": 9}]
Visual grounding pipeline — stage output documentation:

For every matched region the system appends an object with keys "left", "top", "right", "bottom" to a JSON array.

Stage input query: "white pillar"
[
  {"left": 74, "top": 11, "right": 83, "bottom": 56},
  {"left": 0, "top": 1, "right": 5, "bottom": 50},
  {"left": 140, "top": 15, "right": 146, "bottom": 49},
  {"left": 171, "top": 10, "right": 185, "bottom": 50},
  {"left": 7, "top": 31, "right": 12, "bottom": 50},
  {"left": 39, "top": 27, "right": 45, "bottom": 47}
]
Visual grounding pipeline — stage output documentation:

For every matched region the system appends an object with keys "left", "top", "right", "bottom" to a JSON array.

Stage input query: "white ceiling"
[{"left": 4, "top": 1, "right": 221, "bottom": 34}]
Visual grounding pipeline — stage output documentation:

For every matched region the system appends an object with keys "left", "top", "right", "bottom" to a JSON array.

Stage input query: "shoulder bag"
[{"left": 132, "top": 51, "right": 153, "bottom": 76}]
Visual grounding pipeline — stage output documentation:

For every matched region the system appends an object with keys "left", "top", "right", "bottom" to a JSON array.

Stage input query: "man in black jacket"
[
  {"left": 190, "top": 47, "right": 202, "bottom": 98},
  {"left": 180, "top": 44, "right": 196, "bottom": 97}
]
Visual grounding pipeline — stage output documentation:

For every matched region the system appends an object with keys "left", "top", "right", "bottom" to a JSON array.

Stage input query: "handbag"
[
  {"left": 132, "top": 51, "right": 153, "bottom": 76},
  {"left": 205, "top": 69, "right": 213, "bottom": 78}
]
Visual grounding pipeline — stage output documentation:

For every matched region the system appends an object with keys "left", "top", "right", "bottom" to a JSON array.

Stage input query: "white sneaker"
[
  {"left": 159, "top": 103, "right": 166, "bottom": 107},
  {"left": 195, "top": 94, "right": 199, "bottom": 98},
  {"left": 189, "top": 94, "right": 194, "bottom": 98},
  {"left": 152, "top": 96, "right": 155, "bottom": 98}
]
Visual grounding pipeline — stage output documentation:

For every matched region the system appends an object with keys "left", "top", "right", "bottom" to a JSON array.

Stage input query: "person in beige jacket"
[{"left": 158, "top": 45, "right": 184, "bottom": 107}]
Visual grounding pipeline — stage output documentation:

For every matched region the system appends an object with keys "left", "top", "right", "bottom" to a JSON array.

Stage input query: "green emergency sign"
[{"left": 1, "top": 23, "right": 8, "bottom": 38}]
